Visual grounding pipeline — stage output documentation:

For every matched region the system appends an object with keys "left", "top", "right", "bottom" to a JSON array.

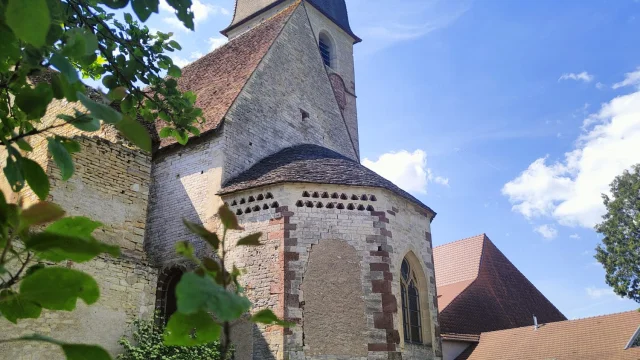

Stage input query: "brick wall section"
[
  {"left": 145, "top": 134, "right": 225, "bottom": 266},
  {"left": 224, "top": 183, "right": 440, "bottom": 360},
  {"left": 222, "top": 5, "right": 357, "bottom": 183}
]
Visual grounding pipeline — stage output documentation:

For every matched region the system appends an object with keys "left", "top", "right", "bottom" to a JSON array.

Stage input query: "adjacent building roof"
[
  {"left": 218, "top": 144, "right": 436, "bottom": 217},
  {"left": 433, "top": 234, "right": 566, "bottom": 336},
  {"left": 223, "top": 0, "right": 360, "bottom": 43},
  {"left": 156, "top": 3, "right": 297, "bottom": 148},
  {"left": 458, "top": 311, "right": 640, "bottom": 360}
]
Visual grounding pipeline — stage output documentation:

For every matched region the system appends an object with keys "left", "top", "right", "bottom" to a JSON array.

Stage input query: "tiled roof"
[
  {"left": 434, "top": 234, "right": 566, "bottom": 336},
  {"left": 156, "top": 3, "right": 297, "bottom": 148},
  {"left": 459, "top": 311, "right": 640, "bottom": 360},
  {"left": 218, "top": 144, "right": 436, "bottom": 216}
]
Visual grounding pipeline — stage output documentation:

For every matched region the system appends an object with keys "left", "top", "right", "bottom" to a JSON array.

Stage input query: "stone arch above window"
[
  {"left": 155, "top": 267, "right": 185, "bottom": 324},
  {"left": 399, "top": 252, "right": 432, "bottom": 346},
  {"left": 318, "top": 31, "right": 335, "bottom": 68}
]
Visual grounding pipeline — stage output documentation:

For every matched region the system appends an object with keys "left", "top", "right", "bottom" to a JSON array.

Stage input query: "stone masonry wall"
[
  {"left": 222, "top": 183, "right": 441, "bottom": 360},
  {"left": 222, "top": 4, "right": 358, "bottom": 183},
  {"left": 145, "top": 134, "right": 225, "bottom": 266},
  {"left": 0, "top": 97, "right": 158, "bottom": 359}
]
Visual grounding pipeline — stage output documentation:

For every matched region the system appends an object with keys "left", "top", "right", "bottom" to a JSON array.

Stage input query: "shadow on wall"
[
  {"left": 145, "top": 149, "right": 220, "bottom": 266},
  {"left": 228, "top": 320, "right": 276, "bottom": 360}
]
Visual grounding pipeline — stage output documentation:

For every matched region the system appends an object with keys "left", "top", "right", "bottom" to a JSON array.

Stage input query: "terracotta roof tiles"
[
  {"left": 156, "top": 3, "right": 297, "bottom": 148},
  {"left": 434, "top": 234, "right": 566, "bottom": 336},
  {"left": 460, "top": 311, "right": 640, "bottom": 360}
]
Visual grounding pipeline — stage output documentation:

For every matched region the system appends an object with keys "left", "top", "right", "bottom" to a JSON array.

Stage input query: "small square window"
[{"left": 301, "top": 109, "right": 310, "bottom": 121}]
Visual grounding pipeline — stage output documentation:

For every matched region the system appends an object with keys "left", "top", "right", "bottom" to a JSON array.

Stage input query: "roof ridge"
[
  {"left": 478, "top": 310, "right": 640, "bottom": 336},
  {"left": 434, "top": 233, "right": 487, "bottom": 249}
]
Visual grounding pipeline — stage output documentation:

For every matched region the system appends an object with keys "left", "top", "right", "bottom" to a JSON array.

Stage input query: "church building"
[{"left": 1, "top": 1, "right": 442, "bottom": 359}]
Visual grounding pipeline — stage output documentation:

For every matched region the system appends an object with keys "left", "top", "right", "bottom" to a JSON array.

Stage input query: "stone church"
[{"left": 0, "top": 0, "right": 443, "bottom": 359}]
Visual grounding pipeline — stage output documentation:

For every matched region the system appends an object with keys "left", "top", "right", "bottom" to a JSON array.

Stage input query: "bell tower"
[{"left": 221, "top": 0, "right": 362, "bottom": 158}]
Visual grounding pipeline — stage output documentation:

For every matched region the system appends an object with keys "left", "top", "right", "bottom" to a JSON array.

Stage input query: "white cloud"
[
  {"left": 434, "top": 176, "right": 449, "bottom": 186},
  {"left": 585, "top": 286, "right": 619, "bottom": 300},
  {"left": 502, "top": 85, "right": 640, "bottom": 228},
  {"left": 534, "top": 224, "right": 558, "bottom": 240},
  {"left": 363, "top": 149, "right": 447, "bottom": 194},
  {"left": 171, "top": 56, "right": 191, "bottom": 68},
  {"left": 612, "top": 67, "right": 640, "bottom": 89},
  {"left": 570, "top": 233, "right": 581, "bottom": 239},
  {"left": 160, "top": 0, "right": 229, "bottom": 31},
  {"left": 558, "top": 71, "right": 594, "bottom": 83},
  {"left": 596, "top": 82, "right": 606, "bottom": 90},
  {"left": 208, "top": 36, "right": 227, "bottom": 51},
  {"left": 190, "top": 51, "right": 203, "bottom": 60}
]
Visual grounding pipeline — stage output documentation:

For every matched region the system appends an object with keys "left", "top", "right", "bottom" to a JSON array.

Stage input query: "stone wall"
[
  {"left": 222, "top": 4, "right": 358, "bottom": 182},
  {"left": 0, "top": 110, "right": 158, "bottom": 358},
  {"left": 222, "top": 183, "right": 441, "bottom": 360},
  {"left": 145, "top": 134, "right": 225, "bottom": 266}
]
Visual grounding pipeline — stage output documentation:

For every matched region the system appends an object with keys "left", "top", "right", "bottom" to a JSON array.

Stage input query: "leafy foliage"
[
  {"left": 0, "top": 0, "right": 205, "bottom": 358},
  {"left": 164, "top": 205, "right": 292, "bottom": 357},
  {"left": 595, "top": 164, "right": 640, "bottom": 302},
  {"left": 118, "top": 316, "right": 227, "bottom": 360}
]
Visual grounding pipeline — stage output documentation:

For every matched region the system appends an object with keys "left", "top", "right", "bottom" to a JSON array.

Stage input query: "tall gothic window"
[
  {"left": 319, "top": 32, "right": 333, "bottom": 68},
  {"left": 401, "top": 258, "right": 422, "bottom": 343}
]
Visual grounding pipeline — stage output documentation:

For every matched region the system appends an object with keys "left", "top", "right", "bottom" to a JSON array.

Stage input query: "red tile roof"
[
  {"left": 156, "top": 3, "right": 298, "bottom": 147},
  {"left": 434, "top": 234, "right": 566, "bottom": 337},
  {"left": 458, "top": 311, "right": 640, "bottom": 360}
]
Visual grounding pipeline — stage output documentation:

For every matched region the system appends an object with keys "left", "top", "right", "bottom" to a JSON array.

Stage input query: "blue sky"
[{"left": 128, "top": 0, "right": 640, "bottom": 319}]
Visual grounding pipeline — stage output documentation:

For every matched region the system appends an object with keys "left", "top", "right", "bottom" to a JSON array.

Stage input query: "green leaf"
[
  {"left": 131, "top": 0, "right": 159, "bottom": 22},
  {"left": 77, "top": 92, "right": 122, "bottom": 124},
  {"left": 175, "top": 130, "right": 188, "bottom": 145},
  {"left": 18, "top": 335, "right": 112, "bottom": 360},
  {"left": 183, "top": 219, "right": 219, "bottom": 250},
  {"left": 46, "top": 216, "right": 102, "bottom": 238},
  {"left": 16, "top": 137, "right": 33, "bottom": 152},
  {"left": 100, "top": 0, "right": 129, "bottom": 9},
  {"left": 50, "top": 53, "right": 79, "bottom": 83},
  {"left": 21, "top": 159, "right": 49, "bottom": 200},
  {"left": 168, "top": 40, "right": 182, "bottom": 50},
  {"left": 114, "top": 116, "right": 151, "bottom": 152},
  {"left": 108, "top": 87, "right": 127, "bottom": 101},
  {"left": 62, "top": 344, "right": 112, "bottom": 360},
  {"left": 176, "top": 273, "right": 251, "bottom": 321},
  {"left": 20, "top": 201, "right": 65, "bottom": 227},
  {"left": 251, "top": 309, "right": 294, "bottom": 327},
  {"left": 20, "top": 267, "right": 100, "bottom": 311},
  {"left": 218, "top": 204, "right": 241, "bottom": 230},
  {"left": 57, "top": 113, "right": 100, "bottom": 132},
  {"left": 4, "top": 154, "right": 25, "bottom": 192},
  {"left": 47, "top": 138, "right": 74, "bottom": 180},
  {"left": 0, "top": 290, "right": 42, "bottom": 324},
  {"left": 25, "top": 217, "right": 117, "bottom": 262},
  {"left": 25, "top": 232, "right": 119, "bottom": 263},
  {"left": 60, "top": 139, "right": 81, "bottom": 154},
  {"left": 163, "top": 311, "right": 221, "bottom": 346},
  {"left": 63, "top": 29, "right": 98, "bottom": 57},
  {"left": 15, "top": 84, "right": 54, "bottom": 119},
  {"left": 237, "top": 233, "right": 263, "bottom": 246},
  {"left": 101, "top": 75, "right": 118, "bottom": 90},
  {"left": 158, "top": 127, "right": 173, "bottom": 138},
  {"left": 168, "top": 65, "right": 181, "bottom": 77},
  {"left": 6, "top": 0, "right": 51, "bottom": 47},
  {"left": 175, "top": 241, "right": 194, "bottom": 259}
]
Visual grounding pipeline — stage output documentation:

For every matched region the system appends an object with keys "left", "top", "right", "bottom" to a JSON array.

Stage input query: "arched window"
[
  {"left": 318, "top": 32, "right": 333, "bottom": 68},
  {"left": 156, "top": 267, "right": 184, "bottom": 324},
  {"left": 401, "top": 258, "right": 422, "bottom": 343}
]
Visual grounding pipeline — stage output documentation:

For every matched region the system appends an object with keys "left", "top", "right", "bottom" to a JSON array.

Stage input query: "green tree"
[
  {"left": 595, "top": 164, "right": 640, "bottom": 302},
  {"left": 0, "top": 0, "right": 289, "bottom": 358}
]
